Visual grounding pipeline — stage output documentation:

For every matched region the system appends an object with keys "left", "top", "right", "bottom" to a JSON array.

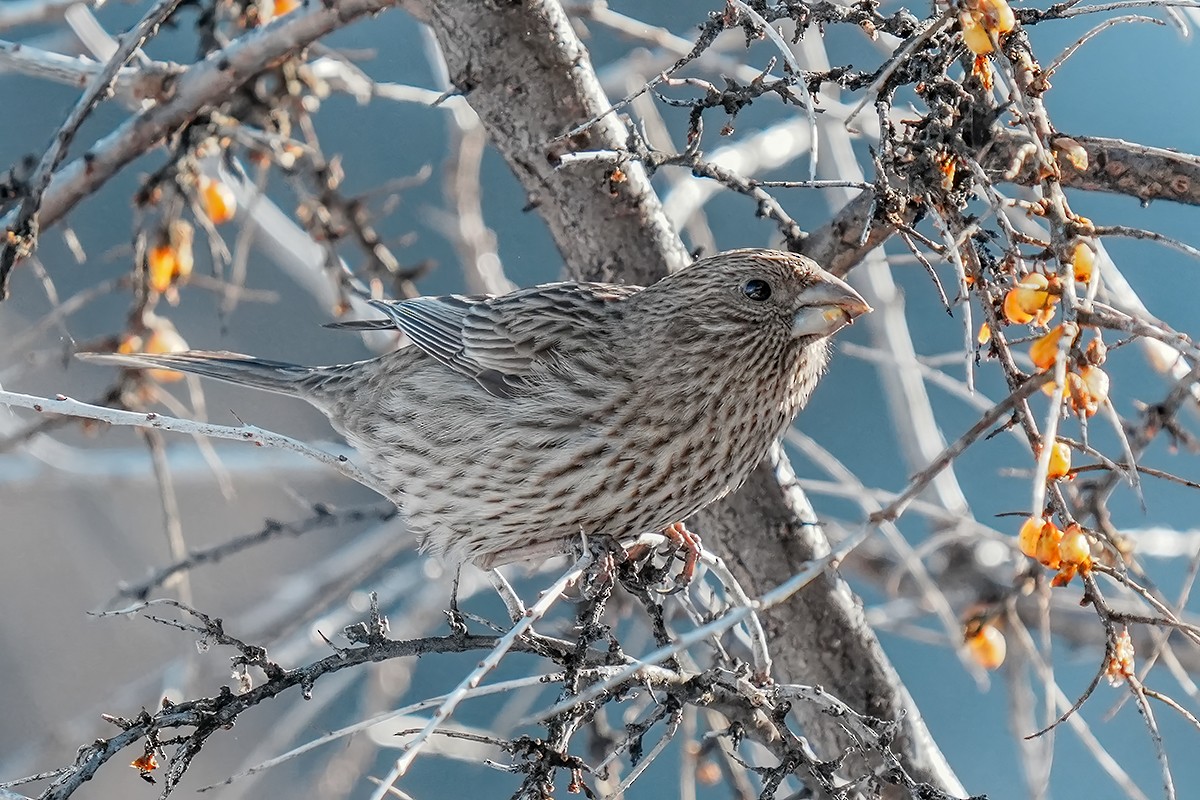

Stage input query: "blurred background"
[{"left": 2, "top": 1, "right": 1200, "bottom": 798}]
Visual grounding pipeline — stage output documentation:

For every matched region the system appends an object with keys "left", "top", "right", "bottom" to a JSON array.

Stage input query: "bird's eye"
[{"left": 742, "top": 279, "right": 772, "bottom": 302}]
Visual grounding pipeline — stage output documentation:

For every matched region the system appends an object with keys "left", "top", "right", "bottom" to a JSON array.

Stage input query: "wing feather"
[{"left": 342, "top": 284, "right": 642, "bottom": 397}]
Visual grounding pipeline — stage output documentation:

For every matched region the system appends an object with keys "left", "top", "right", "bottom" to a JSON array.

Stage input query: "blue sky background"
[{"left": 2, "top": 1, "right": 1199, "bottom": 798}]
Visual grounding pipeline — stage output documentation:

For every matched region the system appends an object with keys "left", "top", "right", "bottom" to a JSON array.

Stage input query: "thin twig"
[
  {"left": 373, "top": 554, "right": 592, "bottom": 795},
  {"left": 0, "top": 389, "right": 389, "bottom": 496},
  {"left": 0, "top": 0, "right": 185, "bottom": 298}
]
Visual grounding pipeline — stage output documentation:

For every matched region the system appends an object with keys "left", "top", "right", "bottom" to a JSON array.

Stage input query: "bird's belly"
[
  {"left": 394, "top": 433, "right": 683, "bottom": 564},
  {"left": 340, "top": 377, "right": 782, "bottom": 566}
]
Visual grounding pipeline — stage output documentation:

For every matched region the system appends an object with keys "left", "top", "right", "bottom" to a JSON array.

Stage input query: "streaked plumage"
[{"left": 81, "top": 249, "right": 869, "bottom": 567}]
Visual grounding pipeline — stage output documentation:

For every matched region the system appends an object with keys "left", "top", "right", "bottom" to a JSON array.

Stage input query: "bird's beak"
[{"left": 792, "top": 274, "right": 872, "bottom": 338}]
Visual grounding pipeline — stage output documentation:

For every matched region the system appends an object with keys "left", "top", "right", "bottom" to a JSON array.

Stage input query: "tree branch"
[
  {"left": 415, "top": 0, "right": 964, "bottom": 795},
  {"left": 983, "top": 130, "right": 1200, "bottom": 206},
  {"left": 0, "top": 0, "right": 410, "bottom": 295}
]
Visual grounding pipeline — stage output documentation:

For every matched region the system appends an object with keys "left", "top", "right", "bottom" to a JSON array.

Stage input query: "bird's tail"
[{"left": 77, "top": 350, "right": 335, "bottom": 403}]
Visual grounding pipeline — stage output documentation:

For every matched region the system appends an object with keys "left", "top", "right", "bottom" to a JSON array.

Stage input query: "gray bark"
[
  {"left": 411, "top": 0, "right": 690, "bottom": 285},
  {"left": 414, "top": 0, "right": 965, "bottom": 795}
]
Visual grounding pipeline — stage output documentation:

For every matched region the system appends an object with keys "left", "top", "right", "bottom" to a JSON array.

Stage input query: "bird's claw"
[
  {"left": 667, "top": 522, "right": 702, "bottom": 581},
  {"left": 624, "top": 522, "right": 703, "bottom": 593}
]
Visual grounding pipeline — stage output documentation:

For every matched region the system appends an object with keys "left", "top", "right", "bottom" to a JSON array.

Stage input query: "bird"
[{"left": 79, "top": 249, "right": 869, "bottom": 572}]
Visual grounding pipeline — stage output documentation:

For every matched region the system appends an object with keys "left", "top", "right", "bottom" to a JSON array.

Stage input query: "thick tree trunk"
[
  {"left": 695, "top": 448, "right": 965, "bottom": 797},
  {"left": 412, "top": 0, "right": 965, "bottom": 795},
  {"left": 407, "top": 0, "right": 690, "bottom": 285}
]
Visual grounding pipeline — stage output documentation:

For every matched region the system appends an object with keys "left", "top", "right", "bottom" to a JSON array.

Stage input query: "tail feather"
[
  {"left": 77, "top": 350, "right": 319, "bottom": 399},
  {"left": 323, "top": 318, "right": 397, "bottom": 332}
]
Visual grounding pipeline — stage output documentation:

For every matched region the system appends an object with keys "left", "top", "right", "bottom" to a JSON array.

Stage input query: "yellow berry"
[
  {"left": 981, "top": 0, "right": 1016, "bottom": 34},
  {"left": 961, "top": 13, "right": 995, "bottom": 55},
  {"left": 960, "top": 0, "right": 1015, "bottom": 55},
  {"left": 1072, "top": 241, "right": 1095, "bottom": 283},
  {"left": 1059, "top": 524, "right": 1091, "bottom": 567},
  {"left": 1068, "top": 365, "right": 1110, "bottom": 417},
  {"left": 1106, "top": 628, "right": 1135, "bottom": 686},
  {"left": 1046, "top": 442, "right": 1072, "bottom": 481},
  {"left": 966, "top": 625, "right": 1007, "bottom": 670},
  {"left": 1055, "top": 137, "right": 1090, "bottom": 172},
  {"left": 1018, "top": 516, "right": 1043, "bottom": 560},
  {"left": 1081, "top": 365, "right": 1109, "bottom": 404}
]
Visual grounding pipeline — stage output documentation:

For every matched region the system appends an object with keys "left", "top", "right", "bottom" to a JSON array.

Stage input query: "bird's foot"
[
  {"left": 661, "top": 521, "right": 702, "bottom": 592},
  {"left": 624, "top": 522, "right": 703, "bottom": 593}
]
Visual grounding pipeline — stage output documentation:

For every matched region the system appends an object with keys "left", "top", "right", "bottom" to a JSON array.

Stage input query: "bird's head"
[{"left": 639, "top": 248, "right": 871, "bottom": 346}]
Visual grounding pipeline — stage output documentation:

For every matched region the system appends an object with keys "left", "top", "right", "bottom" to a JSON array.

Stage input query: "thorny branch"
[
  {"left": 108, "top": 502, "right": 399, "bottom": 605},
  {"left": 5, "top": 553, "right": 963, "bottom": 800},
  {"left": 3, "top": 0, "right": 1200, "bottom": 797},
  {"left": 0, "top": 0, "right": 186, "bottom": 298}
]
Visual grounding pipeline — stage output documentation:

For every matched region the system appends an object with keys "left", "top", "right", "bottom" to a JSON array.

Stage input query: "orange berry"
[
  {"left": 147, "top": 245, "right": 179, "bottom": 294},
  {"left": 977, "top": 322, "right": 992, "bottom": 345},
  {"left": 936, "top": 153, "right": 957, "bottom": 191},
  {"left": 118, "top": 317, "right": 189, "bottom": 383},
  {"left": 972, "top": 55, "right": 993, "bottom": 90},
  {"left": 198, "top": 176, "right": 237, "bottom": 225},
  {"left": 117, "top": 334, "right": 142, "bottom": 355},
  {"left": 273, "top": 0, "right": 301, "bottom": 15},
  {"left": 131, "top": 753, "right": 158, "bottom": 773},
  {"left": 145, "top": 324, "right": 187, "bottom": 356},
  {"left": 695, "top": 760, "right": 721, "bottom": 786},
  {"left": 1036, "top": 522, "right": 1063, "bottom": 569},
  {"left": 147, "top": 364, "right": 186, "bottom": 384},
  {"left": 1003, "top": 273, "right": 1058, "bottom": 325},
  {"left": 1029, "top": 324, "right": 1067, "bottom": 371},
  {"left": 1018, "top": 516, "right": 1062, "bottom": 568},
  {"left": 1051, "top": 564, "right": 1078, "bottom": 587},
  {"left": 1003, "top": 287, "right": 1034, "bottom": 324},
  {"left": 966, "top": 625, "right": 1007, "bottom": 670},
  {"left": 145, "top": 331, "right": 188, "bottom": 383},
  {"left": 147, "top": 221, "right": 194, "bottom": 294}
]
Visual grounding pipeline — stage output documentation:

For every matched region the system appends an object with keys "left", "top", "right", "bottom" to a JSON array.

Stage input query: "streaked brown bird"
[{"left": 81, "top": 249, "right": 869, "bottom": 570}]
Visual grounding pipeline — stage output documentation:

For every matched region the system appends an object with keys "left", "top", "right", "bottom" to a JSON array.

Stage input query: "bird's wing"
[
  {"left": 377, "top": 294, "right": 480, "bottom": 368},
  {"left": 360, "top": 284, "right": 641, "bottom": 398}
]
